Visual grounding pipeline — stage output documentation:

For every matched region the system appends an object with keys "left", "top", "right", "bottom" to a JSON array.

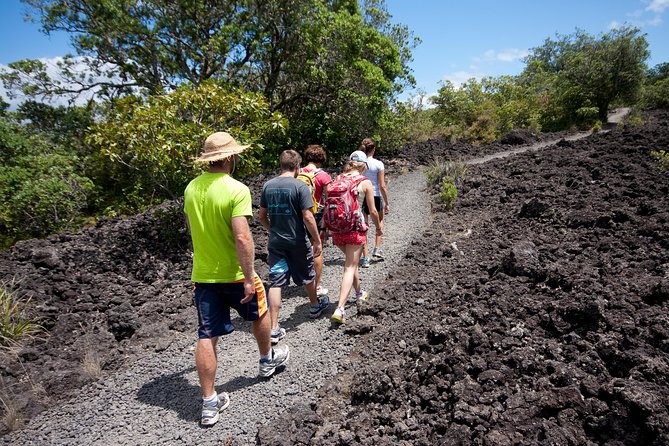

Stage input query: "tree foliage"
[
  {"left": 0, "top": 118, "right": 94, "bottom": 247},
  {"left": 430, "top": 27, "right": 650, "bottom": 141},
  {"left": 86, "top": 80, "right": 287, "bottom": 209},
  {"left": 430, "top": 76, "right": 541, "bottom": 143},
  {"left": 522, "top": 27, "right": 649, "bottom": 125},
  {"left": 5, "top": 0, "right": 415, "bottom": 154},
  {"left": 642, "top": 63, "right": 669, "bottom": 110}
]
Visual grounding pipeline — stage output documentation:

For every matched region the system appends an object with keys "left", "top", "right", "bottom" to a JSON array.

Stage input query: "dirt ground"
[{"left": 2, "top": 112, "right": 669, "bottom": 444}]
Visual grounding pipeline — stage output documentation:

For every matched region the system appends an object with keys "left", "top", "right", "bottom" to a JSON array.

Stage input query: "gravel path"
[{"left": 2, "top": 167, "right": 430, "bottom": 446}]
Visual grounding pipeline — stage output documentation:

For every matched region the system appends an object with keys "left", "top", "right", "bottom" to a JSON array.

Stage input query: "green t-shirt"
[{"left": 184, "top": 172, "right": 252, "bottom": 282}]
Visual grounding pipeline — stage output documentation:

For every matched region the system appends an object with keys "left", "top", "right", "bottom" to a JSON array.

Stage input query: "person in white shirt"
[{"left": 359, "top": 138, "right": 389, "bottom": 267}]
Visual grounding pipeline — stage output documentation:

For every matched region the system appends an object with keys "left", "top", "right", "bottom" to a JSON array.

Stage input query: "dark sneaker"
[
  {"left": 200, "top": 392, "right": 230, "bottom": 426},
  {"left": 309, "top": 295, "right": 330, "bottom": 318},
  {"left": 259, "top": 345, "right": 290, "bottom": 378},
  {"left": 360, "top": 257, "right": 371, "bottom": 268},
  {"left": 271, "top": 327, "right": 286, "bottom": 345}
]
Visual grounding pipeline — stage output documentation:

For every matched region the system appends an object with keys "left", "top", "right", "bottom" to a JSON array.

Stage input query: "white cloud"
[
  {"left": 477, "top": 48, "right": 528, "bottom": 63},
  {"left": 646, "top": 0, "right": 669, "bottom": 13},
  {"left": 440, "top": 70, "right": 483, "bottom": 88},
  {"left": 610, "top": 1, "right": 667, "bottom": 29}
]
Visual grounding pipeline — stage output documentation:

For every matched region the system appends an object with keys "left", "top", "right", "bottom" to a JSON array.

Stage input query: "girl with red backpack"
[{"left": 323, "top": 150, "right": 383, "bottom": 324}]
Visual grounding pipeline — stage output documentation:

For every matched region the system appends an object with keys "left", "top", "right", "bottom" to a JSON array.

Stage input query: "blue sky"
[{"left": 1, "top": 0, "right": 668, "bottom": 103}]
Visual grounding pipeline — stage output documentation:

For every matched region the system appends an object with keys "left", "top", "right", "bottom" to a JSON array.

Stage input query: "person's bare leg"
[
  {"left": 305, "top": 280, "right": 318, "bottom": 305},
  {"left": 313, "top": 251, "right": 323, "bottom": 289},
  {"left": 374, "top": 212, "right": 384, "bottom": 250},
  {"left": 252, "top": 311, "right": 272, "bottom": 357},
  {"left": 362, "top": 214, "right": 370, "bottom": 259},
  {"left": 268, "top": 287, "right": 282, "bottom": 331},
  {"left": 336, "top": 244, "right": 363, "bottom": 309},
  {"left": 195, "top": 337, "right": 218, "bottom": 398}
]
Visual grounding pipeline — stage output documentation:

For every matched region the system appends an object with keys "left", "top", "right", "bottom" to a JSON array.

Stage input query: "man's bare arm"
[{"left": 231, "top": 215, "right": 256, "bottom": 302}]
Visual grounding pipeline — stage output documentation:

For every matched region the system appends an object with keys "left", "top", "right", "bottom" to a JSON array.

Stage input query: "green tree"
[
  {"left": 0, "top": 118, "right": 94, "bottom": 246},
  {"left": 86, "top": 80, "right": 287, "bottom": 211},
  {"left": 642, "top": 62, "right": 669, "bottom": 109},
  {"left": 523, "top": 27, "right": 649, "bottom": 124},
  {"left": 430, "top": 77, "right": 538, "bottom": 143},
  {"left": 15, "top": 100, "right": 96, "bottom": 144}
]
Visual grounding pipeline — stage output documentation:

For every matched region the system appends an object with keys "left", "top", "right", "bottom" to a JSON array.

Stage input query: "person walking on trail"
[
  {"left": 301, "top": 144, "right": 333, "bottom": 297},
  {"left": 184, "top": 132, "right": 290, "bottom": 427},
  {"left": 359, "top": 137, "right": 389, "bottom": 268},
  {"left": 325, "top": 150, "right": 383, "bottom": 325},
  {"left": 259, "top": 149, "right": 329, "bottom": 345}
]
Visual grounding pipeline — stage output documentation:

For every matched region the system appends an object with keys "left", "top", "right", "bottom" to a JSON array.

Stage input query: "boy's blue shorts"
[{"left": 268, "top": 245, "right": 315, "bottom": 288}]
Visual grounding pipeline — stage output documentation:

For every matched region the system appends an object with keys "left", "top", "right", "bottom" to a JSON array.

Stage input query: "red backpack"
[{"left": 323, "top": 174, "right": 369, "bottom": 233}]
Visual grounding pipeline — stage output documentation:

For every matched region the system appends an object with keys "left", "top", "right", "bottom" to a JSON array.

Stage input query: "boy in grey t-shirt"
[{"left": 259, "top": 150, "right": 329, "bottom": 344}]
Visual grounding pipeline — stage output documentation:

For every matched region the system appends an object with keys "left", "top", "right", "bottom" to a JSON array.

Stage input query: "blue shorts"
[
  {"left": 268, "top": 245, "right": 315, "bottom": 288},
  {"left": 193, "top": 274, "right": 267, "bottom": 339}
]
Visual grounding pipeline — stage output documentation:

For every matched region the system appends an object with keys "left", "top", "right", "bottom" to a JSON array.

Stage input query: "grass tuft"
[{"left": 0, "top": 280, "right": 46, "bottom": 348}]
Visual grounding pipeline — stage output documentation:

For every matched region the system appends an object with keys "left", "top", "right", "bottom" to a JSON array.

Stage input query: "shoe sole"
[{"left": 330, "top": 313, "right": 345, "bottom": 324}]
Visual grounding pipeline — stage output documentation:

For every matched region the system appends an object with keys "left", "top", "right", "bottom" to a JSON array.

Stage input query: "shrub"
[
  {"left": 86, "top": 80, "right": 287, "bottom": 211},
  {"left": 576, "top": 106, "right": 600, "bottom": 129},
  {"left": 425, "top": 159, "right": 468, "bottom": 188},
  {"left": 439, "top": 178, "right": 458, "bottom": 209},
  {"left": 0, "top": 118, "right": 95, "bottom": 247},
  {"left": 592, "top": 120, "right": 602, "bottom": 133},
  {"left": 651, "top": 149, "right": 669, "bottom": 172}
]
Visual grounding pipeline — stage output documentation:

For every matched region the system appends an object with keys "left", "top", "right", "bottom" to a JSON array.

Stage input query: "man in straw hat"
[
  {"left": 259, "top": 149, "right": 329, "bottom": 345},
  {"left": 184, "top": 132, "right": 289, "bottom": 427}
]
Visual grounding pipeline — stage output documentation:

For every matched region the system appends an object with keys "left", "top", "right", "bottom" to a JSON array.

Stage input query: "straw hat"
[{"left": 195, "top": 132, "right": 251, "bottom": 163}]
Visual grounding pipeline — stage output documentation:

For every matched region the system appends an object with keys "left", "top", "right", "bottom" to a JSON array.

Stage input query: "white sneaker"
[
  {"left": 200, "top": 392, "right": 230, "bottom": 426},
  {"left": 372, "top": 247, "right": 385, "bottom": 260},
  {"left": 354, "top": 289, "right": 368, "bottom": 302},
  {"left": 331, "top": 307, "right": 346, "bottom": 324},
  {"left": 259, "top": 345, "right": 290, "bottom": 378}
]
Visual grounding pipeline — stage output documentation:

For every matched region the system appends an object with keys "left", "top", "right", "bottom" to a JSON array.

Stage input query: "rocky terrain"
[
  {"left": 1, "top": 111, "right": 668, "bottom": 445},
  {"left": 259, "top": 111, "right": 669, "bottom": 445}
]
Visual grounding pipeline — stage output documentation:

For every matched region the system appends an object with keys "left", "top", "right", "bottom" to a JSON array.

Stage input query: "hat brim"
[{"left": 194, "top": 144, "right": 251, "bottom": 163}]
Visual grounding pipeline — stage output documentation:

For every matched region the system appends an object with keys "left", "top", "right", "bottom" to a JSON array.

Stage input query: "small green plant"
[
  {"left": 591, "top": 120, "right": 602, "bottom": 133},
  {"left": 439, "top": 178, "right": 458, "bottom": 209},
  {"left": 0, "top": 282, "right": 46, "bottom": 348},
  {"left": 425, "top": 158, "right": 468, "bottom": 188},
  {"left": 651, "top": 149, "right": 669, "bottom": 172}
]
